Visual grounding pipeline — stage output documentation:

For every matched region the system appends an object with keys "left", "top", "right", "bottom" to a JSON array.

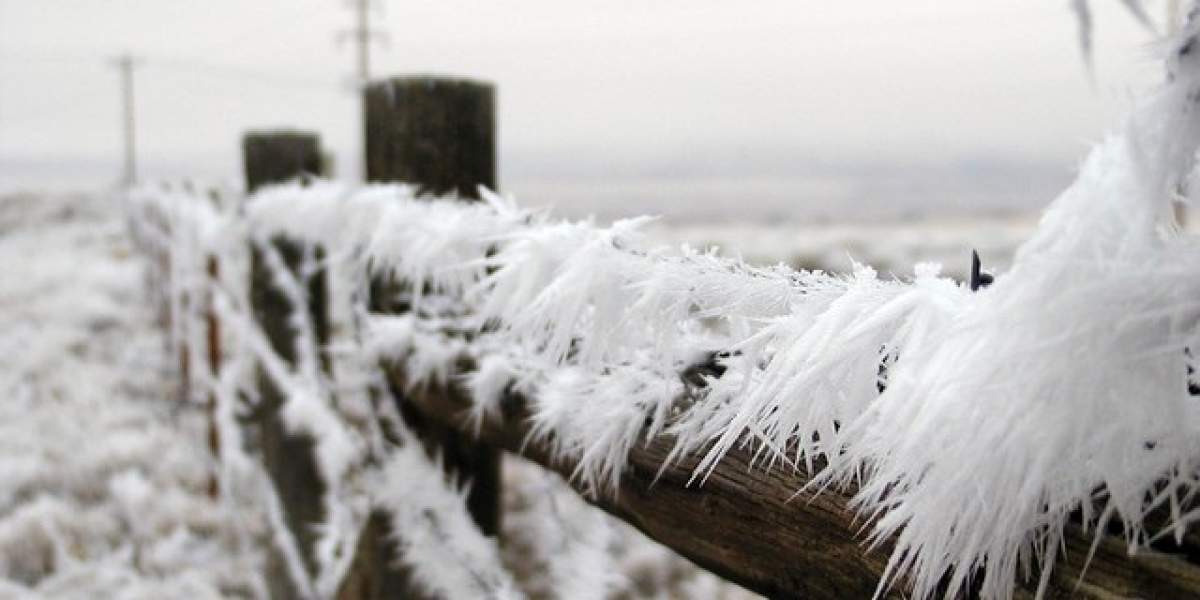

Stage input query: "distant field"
[{"left": 644, "top": 214, "right": 1038, "bottom": 282}]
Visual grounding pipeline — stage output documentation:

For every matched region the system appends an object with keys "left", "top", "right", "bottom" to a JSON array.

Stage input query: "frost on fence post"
[
  {"left": 362, "top": 76, "right": 502, "bottom": 535},
  {"left": 250, "top": 239, "right": 332, "bottom": 584},
  {"left": 243, "top": 131, "right": 331, "bottom": 596}
]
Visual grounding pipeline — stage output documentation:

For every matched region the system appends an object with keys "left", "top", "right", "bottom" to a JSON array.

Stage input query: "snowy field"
[
  {"left": 643, "top": 215, "right": 1037, "bottom": 281},
  {"left": 0, "top": 192, "right": 269, "bottom": 597}
]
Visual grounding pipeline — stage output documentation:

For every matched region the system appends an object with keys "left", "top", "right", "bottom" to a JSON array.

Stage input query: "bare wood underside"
[{"left": 385, "top": 362, "right": 1200, "bottom": 599}]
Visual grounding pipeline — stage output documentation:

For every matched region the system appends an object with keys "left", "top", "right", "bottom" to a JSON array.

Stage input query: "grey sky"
[{"left": 0, "top": 1, "right": 1166, "bottom": 221}]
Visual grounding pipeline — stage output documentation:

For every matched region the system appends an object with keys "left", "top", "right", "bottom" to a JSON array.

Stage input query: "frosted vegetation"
[
  {"left": 0, "top": 193, "right": 270, "bottom": 597},
  {"left": 3, "top": 3, "right": 1199, "bottom": 599}
]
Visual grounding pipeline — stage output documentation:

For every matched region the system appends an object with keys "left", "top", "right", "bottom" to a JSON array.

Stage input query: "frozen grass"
[
  {"left": 0, "top": 191, "right": 767, "bottom": 599},
  {"left": 0, "top": 193, "right": 269, "bottom": 598}
]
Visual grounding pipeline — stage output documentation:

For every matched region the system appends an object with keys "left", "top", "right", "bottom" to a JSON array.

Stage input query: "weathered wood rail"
[{"left": 385, "top": 358, "right": 1200, "bottom": 599}]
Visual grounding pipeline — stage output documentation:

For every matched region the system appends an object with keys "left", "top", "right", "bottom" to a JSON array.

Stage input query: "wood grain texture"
[{"left": 386, "top": 361, "right": 1200, "bottom": 599}]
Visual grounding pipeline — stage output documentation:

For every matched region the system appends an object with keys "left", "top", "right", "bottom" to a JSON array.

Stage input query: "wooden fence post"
[
  {"left": 330, "top": 77, "right": 500, "bottom": 599},
  {"left": 244, "top": 130, "right": 330, "bottom": 597},
  {"left": 364, "top": 77, "right": 502, "bottom": 538},
  {"left": 243, "top": 130, "right": 323, "bottom": 192},
  {"left": 364, "top": 76, "right": 496, "bottom": 199}
]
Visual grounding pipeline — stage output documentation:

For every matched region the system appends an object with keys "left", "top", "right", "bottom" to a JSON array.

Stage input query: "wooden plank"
[{"left": 386, "top": 359, "right": 1200, "bottom": 599}]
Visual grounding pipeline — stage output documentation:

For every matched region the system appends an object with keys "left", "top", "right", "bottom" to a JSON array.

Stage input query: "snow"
[{"left": 0, "top": 193, "right": 268, "bottom": 598}]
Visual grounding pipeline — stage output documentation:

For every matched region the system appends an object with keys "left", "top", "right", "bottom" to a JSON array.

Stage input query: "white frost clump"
[
  {"left": 372, "top": 447, "right": 523, "bottom": 600},
  {"left": 529, "top": 360, "right": 683, "bottom": 497},
  {"left": 820, "top": 26, "right": 1200, "bottom": 598},
  {"left": 464, "top": 353, "right": 520, "bottom": 433}
]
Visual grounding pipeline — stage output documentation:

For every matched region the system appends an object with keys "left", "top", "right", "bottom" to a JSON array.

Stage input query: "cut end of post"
[
  {"left": 242, "top": 130, "right": 324, "bottom": 193},
  {"left": 362, "top": 75, "right": 496, "bottom": 199}
]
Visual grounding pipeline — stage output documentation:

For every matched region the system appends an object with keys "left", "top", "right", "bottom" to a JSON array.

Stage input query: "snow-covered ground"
[{"left": 0, "top": 193, "right": 269, "bottom": 598}]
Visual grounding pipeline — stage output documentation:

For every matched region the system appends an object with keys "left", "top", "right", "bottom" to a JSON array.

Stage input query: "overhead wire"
[
  {"left": 143, "top": 55, "right": 351, "bottom": 93},
  {"left": 0, "top": 46, "right": 356, "bottom": 125}
]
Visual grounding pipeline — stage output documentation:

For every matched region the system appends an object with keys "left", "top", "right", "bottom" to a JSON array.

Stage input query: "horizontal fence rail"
[{"left": 384, "top": 353, "right": 1200, "bottom": 599}]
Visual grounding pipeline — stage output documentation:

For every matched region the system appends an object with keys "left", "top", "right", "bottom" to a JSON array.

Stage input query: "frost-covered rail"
[{"left": 386, "top": 352, "right": 1200, "bottom": 599}]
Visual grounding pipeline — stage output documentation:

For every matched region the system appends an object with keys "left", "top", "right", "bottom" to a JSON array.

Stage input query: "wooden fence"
[{"left": 166, "top": 75, "right": 1200, "bottom": 599}]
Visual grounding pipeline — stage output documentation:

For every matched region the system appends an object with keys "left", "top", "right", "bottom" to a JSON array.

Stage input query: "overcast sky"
[{"left": 0, "top": 1, "right": 1170, "bottom": 221}]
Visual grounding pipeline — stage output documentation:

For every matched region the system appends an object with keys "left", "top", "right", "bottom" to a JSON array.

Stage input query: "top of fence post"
[
  {"left": 363, "top": 76, "right": 496, "bottom": 199},
  {"left": 242, "top": 130, "right": 323, "bottom": 193}
]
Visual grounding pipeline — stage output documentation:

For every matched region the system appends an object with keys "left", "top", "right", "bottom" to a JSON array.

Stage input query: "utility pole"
[
  {"left": 354, "top": 0, "right": 370, "bottom": 82},
  {"left": 338, "top": 0, "right": 387, "bottom": 181},
  {"left": 111, "top": 54, "right": 140, "bottom": 187},
  {"left": 339, "top": 0, "right": 387, "bottom": 86}
]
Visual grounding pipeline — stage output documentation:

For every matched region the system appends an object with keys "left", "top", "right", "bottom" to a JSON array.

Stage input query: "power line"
[
  {"left": 338, "top": 0, "right": 388, "bottom": 86},
  {"left": 2, "top": 48, "right": 358, "bottom": 134},
  {"left": 105, "top": 52, "right": 341, "bottom": 189},
  {"left": 2, "top": 45, "right": 349, "bottom": 91},
  {"left": 337, "top": 0, "right": 388, "bottom": 183},
  {"left": 144, "top": 55, "right": 346, "bottom": 92}
]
